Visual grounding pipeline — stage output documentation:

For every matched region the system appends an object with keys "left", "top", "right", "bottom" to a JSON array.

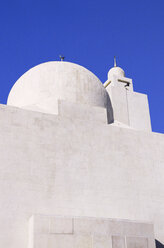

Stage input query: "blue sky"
[{"left": 0, "top": 0, "right": 164, "bottom": 133}]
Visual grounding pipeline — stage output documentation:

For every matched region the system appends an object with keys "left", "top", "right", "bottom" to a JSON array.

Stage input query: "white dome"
[
  {"left": 108, "top": 66, "right": 125, "bottom": 79},
  {"left": 7, "top": 61, "right": 112, "bottom": 118}
]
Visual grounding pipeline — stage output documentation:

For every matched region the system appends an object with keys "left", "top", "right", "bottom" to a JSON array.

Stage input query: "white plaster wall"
[
  {"left": 127, "top": 92, "right": 152, "bottom": 131},
  {"left": 28, "top": 215, "right": 155, "bottom": 248},
  {"left": 58, "top": 100, "right": 107, "bottom": 124},
  {"left": 107, "top": 86, "right": 129, "bottom": 125},
  {"left": 106, "top": 81, "right": 151, "bottom": 131},
  {"left": 0, "top": 104, "right": 164, "bottom": 248}
]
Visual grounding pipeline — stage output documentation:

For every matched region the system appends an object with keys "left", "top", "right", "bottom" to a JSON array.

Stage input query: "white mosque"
[{"left": 0, "top": 59, "right": 164, "bottom": 248}]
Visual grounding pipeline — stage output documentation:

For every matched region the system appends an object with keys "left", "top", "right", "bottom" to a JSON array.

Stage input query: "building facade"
[{"left": 0, "top": 61, "right": 163, "bottom": 248}]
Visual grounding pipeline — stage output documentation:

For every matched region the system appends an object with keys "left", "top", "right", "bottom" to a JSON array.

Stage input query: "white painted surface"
[
  {"left": 108, "top": 66, "right": 125, "bottom": 79},
  {"left": 105, "top": 73, "right": 151, "bottom": 131},
  {"left": 0, "top": 61, "right": 163, "bottom": 248},
  {"left": 0, "top": 104, "right": 163, "bottom": 248},
  {"left": 58, "top": 100, "right": 107, "bottom": 124},
  {"left": 28, "top": 215, "right": 155, "bottom": 248},
  {"left": 107, "top": 85, "right": 129, "bottom": 126},
  {"left": 7, "top": 61, "right": 113, "bottom": 122},
  {"left": 127, "top": 91, "right": 152, "bottom": 131}
]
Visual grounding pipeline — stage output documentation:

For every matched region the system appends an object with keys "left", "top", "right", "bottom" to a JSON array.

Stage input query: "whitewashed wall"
[{"left": 0, "top": 104, "right": 163, "bottom": 248}]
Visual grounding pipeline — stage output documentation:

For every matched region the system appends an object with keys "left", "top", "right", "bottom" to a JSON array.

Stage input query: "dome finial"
[
  {"left": 114, "top": 56, "right": 117, "bottom": 67},
  {"left": 59, "top": 55, "right": 65, "bottom": 61}
]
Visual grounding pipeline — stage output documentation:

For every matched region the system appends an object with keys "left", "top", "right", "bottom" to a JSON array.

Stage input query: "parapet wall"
[{"left": 29, "top": 215, "right": 155, "bottom": 248}]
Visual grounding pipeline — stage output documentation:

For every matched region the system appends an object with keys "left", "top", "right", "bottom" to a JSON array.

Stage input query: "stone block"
[
  {"left": 74, "top": 217, "right": 109, "bottom": 235},
  {"left": 93, "top": 235, "right": 112, "bottom": 248},
  {"left": 74, "top": 234, "right": 92, "bottom": 248},
  {"left": 33, "top": 234, "right": 92, "bottom": 248},
  {"left": 112, "top": 236, "right": 125, "bottom": 248},
  {"left": 126, "top": 237, "right": 148, "bottom": 248},
  {"left": 108, "top": 220, "right": 154, "bottom": 237},
  {"left": 47, "top": 235, "right": 74, "bottom": 248}
]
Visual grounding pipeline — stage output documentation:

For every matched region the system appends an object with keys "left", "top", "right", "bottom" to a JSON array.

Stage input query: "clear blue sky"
[{"left": 0, "top": 0, "right": 164, "bottom": 133}]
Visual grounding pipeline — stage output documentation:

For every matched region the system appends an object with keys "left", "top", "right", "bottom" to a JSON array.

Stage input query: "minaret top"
[
  {"left": 114, "top": 56, "right": 117, "bottom": 67},
  {"left": 107, "top": 57, "right": 125, "bottom": 79}
]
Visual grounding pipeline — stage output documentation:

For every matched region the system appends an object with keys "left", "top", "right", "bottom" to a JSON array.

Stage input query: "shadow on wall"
[
  {"left": 156, "top": 240, "right": 164, "bottom": 248},
  {"left": 107, "top": 93, "right": 114, "bottom": 124}
]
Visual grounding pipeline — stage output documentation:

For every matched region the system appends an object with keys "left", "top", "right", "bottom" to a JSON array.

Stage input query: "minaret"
[{"left": 104, "top": 58, "right": 151, "bottom": 131}]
